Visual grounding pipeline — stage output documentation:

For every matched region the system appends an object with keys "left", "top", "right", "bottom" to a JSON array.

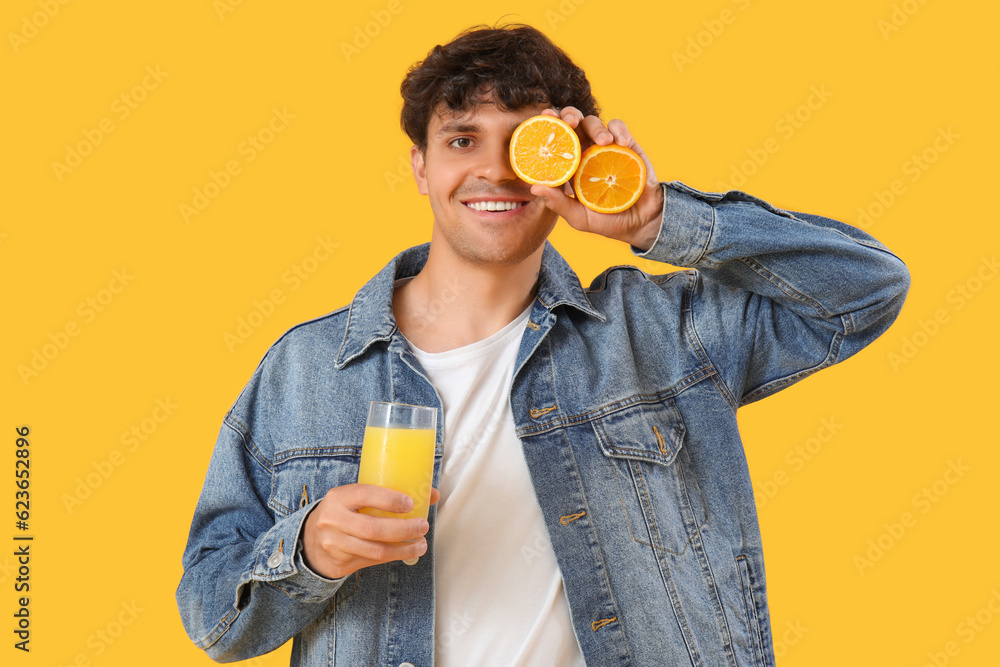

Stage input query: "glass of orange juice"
[{"left": 357, "top": 401, "right": 437, "bottom": 565}]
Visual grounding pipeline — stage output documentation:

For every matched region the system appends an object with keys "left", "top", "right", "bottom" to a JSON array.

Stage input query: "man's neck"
[{"left": 393, "top": 244, "right": 543, "bottom": 353}]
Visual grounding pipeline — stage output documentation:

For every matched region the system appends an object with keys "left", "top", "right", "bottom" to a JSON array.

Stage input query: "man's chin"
[
  {"left": 451, "top": 233, "right": 549, "bottom": 268},
  {"left": 430, "top": 207, "right": 556, "bottom": 268},
  {"left": 464, "top": 244, "right": 544, "bottom": 268}
]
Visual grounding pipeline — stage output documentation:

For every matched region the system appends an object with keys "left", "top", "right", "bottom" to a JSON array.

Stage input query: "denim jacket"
[{"left": 177, "top": 181, "right": 909, "bottom": 666}]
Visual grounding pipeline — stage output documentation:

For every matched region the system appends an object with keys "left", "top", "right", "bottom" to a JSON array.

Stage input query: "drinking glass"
[{"left": 357, "top": 401, "right": 437, "bottom": 564}]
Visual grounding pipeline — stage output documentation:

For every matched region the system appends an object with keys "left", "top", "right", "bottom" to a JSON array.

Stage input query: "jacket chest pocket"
[
  {"left": 592, "top": 399, "right": 707, "bottom": 556},
  {"left": 268, "top": 448, "right": 361, "bottom": 518}
]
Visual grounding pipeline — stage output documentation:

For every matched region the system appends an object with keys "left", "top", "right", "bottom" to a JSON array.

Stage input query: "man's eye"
[{"left": 450, "top": 137, "right": 473, "bottom": 148}]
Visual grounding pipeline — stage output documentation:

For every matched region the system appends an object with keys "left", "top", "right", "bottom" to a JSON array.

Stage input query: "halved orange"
[
  {"left": 509, "top": 115, "right": 581, "bottom": 187},
  {"left": 572, "top": 144, "right": 646, "bottom": 214}
]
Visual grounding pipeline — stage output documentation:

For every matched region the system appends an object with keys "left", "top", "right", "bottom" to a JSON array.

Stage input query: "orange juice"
[{"left": 357, "top": 426, "right": 436, "bottom": 519}]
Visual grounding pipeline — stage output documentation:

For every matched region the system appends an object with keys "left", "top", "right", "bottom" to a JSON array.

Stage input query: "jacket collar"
[{"left": 335, "top": 241, "right": 603, "bottom": 368}]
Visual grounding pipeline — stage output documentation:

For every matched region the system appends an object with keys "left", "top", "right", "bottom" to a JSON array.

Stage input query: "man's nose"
[{"left": 474, "top": 143, "right": 518, "bottom": 183}]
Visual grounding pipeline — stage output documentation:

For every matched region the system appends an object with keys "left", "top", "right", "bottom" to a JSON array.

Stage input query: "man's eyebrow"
[
  {"left": 435, "top": 119, "right": 481, "bottom": 137},
  {"left": 433, "top": 118, "right": 526, "bottom": 138}
]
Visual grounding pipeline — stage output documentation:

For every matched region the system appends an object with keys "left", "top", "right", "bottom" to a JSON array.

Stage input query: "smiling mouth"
[{"left": 463, "top": 200, "right": 530, "bottom": 212}]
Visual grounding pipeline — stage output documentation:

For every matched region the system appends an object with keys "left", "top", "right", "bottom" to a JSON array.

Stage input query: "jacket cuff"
[
  {"left": 633, "top": 181, "right": 715, "bottom": 267},
  {"left": 249, "top": 500, "right": 345, "bottom": 602}
]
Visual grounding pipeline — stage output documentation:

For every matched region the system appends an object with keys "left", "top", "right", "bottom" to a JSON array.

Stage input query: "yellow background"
[{"left": 3, "top": 0, "right": 997, "bottom": 664}]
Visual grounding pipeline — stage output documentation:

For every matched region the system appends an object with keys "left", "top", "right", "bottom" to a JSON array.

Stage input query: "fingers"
[
  {"left": 541, "top": 106, "right": 582, "bottom": 125},
  {"left": 336, "top": 531, "right": 428, "bottom": 564},
  {"left": 580, "top": 116, "right": 632, "bottom": 148},
  {"left": 580, "top": 115, "right": 614, "bottom": 146},
  {"left": 530, "top": 184, "right": 589, "bottom": 233},
  {"left": 330, "top": 485, "right": 429, "bottom": 543},
  {"left": 606, "top": 118, "right": 633, "bottom": 147},
  {"left": 541, "top": 105, "right": 632, "bottom": 148},
  {"left": 309, "top": 529, "right": 428, "bottom": 580},
  {"left": 301, "top": 484, "right": 434, "bottom": 579},
  {"left": 344, "top": 483, "right": 415, "bottom": 514},
  {"left": 346, "top": 511, "right": 427, "bottom": 543},
  {"left": 568, "top": 112, "right": 657, "bottom": 184},
  {"left": 531, "top": 107, "right": 660, "bottom": 242}
]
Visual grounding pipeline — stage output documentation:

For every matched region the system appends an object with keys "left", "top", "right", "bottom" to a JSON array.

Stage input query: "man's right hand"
[{"left": 301, "top": 483, "right": 439, "bottom": 580}]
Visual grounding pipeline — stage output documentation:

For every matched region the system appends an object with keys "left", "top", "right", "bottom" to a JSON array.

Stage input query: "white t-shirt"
[{"left": 405, "top": 304, "right": 586, "bottom": 667}]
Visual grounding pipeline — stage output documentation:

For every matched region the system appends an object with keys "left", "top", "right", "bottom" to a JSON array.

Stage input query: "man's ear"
[{"left": 410, "top": 145, "right": 428, "bottom": 195}]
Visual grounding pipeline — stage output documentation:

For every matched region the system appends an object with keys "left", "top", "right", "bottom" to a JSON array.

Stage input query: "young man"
[{"left": 178, "top": 24, "right": 909, "bottom": 667}]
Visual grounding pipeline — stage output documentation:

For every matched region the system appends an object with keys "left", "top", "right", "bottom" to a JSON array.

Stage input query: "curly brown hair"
[{"left": 400, "top": 23, "right": 600, "bottom": 152}]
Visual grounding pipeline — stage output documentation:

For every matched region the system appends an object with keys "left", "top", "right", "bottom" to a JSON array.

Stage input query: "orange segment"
[
  {"left": 509, "top": 115, "right": 581, "bottom": 187},
  {"left": 572, "top": 144, "right": 646, "bottom": 214}
]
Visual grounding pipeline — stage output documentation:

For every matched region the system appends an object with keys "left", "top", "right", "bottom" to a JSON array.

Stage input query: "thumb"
[{"left": 530, "top": 184, "right": 586, "bottom": 230}]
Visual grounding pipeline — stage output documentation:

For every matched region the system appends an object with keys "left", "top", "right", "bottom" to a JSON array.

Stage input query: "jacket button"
[
  {"left": 399, "top": 663, "right": 415, "bottom": 667},
  {"left": 267, "top": 552, "right": 283, "bottom": 568}
]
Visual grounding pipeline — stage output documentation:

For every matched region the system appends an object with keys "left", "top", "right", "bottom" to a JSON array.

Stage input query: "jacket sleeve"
[
  {"left": 176, "top": 359, "right": 347, "bottom": 662},
  {"left": 636, "top": 181, "right": 910, "bottom": 407}
]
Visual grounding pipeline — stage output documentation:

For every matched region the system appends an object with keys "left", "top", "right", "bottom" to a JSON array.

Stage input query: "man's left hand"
[{"left": 531, "top": 106, "right": 664, "bottom": 252}]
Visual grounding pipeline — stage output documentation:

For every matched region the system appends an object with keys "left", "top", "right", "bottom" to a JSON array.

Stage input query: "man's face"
[{"left": 411, "top": 99, "right": 558, "bottom": 268}]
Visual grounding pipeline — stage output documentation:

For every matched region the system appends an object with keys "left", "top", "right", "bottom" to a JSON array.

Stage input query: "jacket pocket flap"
[
  {"left": 592, "top": 400, "right": 686, "bottom": 466},
  {"left": 269, "top": 450, "right": 361, "bottom": 517}
]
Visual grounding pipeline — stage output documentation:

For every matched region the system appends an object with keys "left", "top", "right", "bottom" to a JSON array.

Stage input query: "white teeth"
[{"left": 467, "top": 201, "right": 525, "bottom": 212}]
